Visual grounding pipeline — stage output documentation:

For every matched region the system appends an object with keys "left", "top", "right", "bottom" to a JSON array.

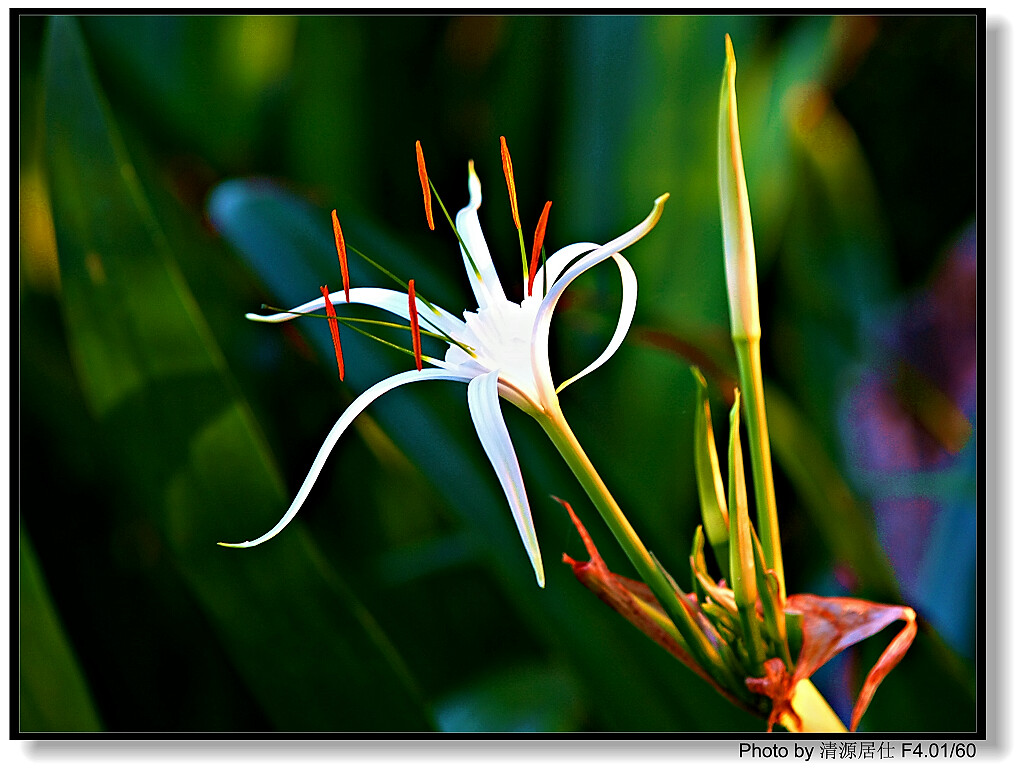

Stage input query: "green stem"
[
  {"left": 733, "top": 336, "right": 785, "bottom": 601},
  {"left": 535, "top": 402, "right": 742, "bottom": 692},
  {"left": 537, "top": 399, "right": 845, "bottom": 731}
]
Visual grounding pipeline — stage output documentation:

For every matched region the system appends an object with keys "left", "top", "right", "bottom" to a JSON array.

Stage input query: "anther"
[
  {"left": 408, "top": 279, "right": 423, "bottom": 371},
  {"left": 415, "top": 140, "right": 434, "bottom": 231},
  {"left": 528, "top": 200, "right": 552, "bottom": 297},
  {"left": 320, "top": 285, "right": 345, "bottom": 381},
  {"left": 499, "top": 136, "right": 522, "bottom": 230},
  {"left": 331, "top": 210, "right": 350, "bottom": 302}
]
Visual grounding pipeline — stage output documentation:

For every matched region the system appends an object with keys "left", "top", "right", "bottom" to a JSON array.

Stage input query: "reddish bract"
[{"left": 746, "top": 594, "right": 917, "bottom": 732}]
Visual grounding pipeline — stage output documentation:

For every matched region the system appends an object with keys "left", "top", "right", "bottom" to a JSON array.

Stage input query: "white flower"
[{"left": 222, "top": 161, "right": 667, "bottom": 588}]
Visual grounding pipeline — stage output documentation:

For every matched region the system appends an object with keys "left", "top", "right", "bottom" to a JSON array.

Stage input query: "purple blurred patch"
[{"left": 839, "top": 222, "right": 976, "bottom": 659}]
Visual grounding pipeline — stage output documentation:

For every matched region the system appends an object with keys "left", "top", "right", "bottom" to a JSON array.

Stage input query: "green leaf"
[
  {"left": 43, "top": 15, "right": 432, "bottom": 731},
  {"left": 689, "top": 525, "right": 708, "bottom": 601},
  {"left": 749, "top": 532, "right": 792, "bottom": 668},
  {"left": 641, "top": 551, "right": 748, "bottom": 700},
  {"left": 688, "top": 528, "right": 732, "bottom": 616},
  {"left": 691, "top": 367, "right": 730, "bottom": 576},
  {"left": 727, "top": 393, "right": 764, "bottom": 671},
  {"left": 19, "top": 528, "right": 103, "bottom": 732}
]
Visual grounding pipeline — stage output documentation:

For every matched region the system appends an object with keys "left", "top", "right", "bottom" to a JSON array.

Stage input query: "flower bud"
[{"left": 718, "top": 34, "right": 761, "bottom": 341}]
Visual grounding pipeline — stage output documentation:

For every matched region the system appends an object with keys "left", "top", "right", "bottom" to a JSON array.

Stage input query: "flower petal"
[
  {"left": 218, "top": 368, "right": 472, "bottom": 548},
  {"left": 530, "top": 195, "right": 668, "bottom": 400},
  {"left": 466, "top": 370, "right": 544, "bottom": 587},
  {"left": 554, "top": 254, "right": 637, "bottom": 394},
  {"left": 519, "top": 241, "right": 599, "bottom": 299},
  {"left": 455, "top": 163, "right": 507, "bottom": 310},
  {"left": 246, "top": 286, "right": 465, "bottom": 340}
]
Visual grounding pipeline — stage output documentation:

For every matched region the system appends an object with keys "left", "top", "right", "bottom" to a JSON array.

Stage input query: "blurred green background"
[{"left": 19, "top": 14, "right": 977, "bottom": 733}]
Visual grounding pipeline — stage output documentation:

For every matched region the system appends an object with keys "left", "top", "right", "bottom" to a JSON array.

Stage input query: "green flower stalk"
[
  {"left": 560, "top": 35, "right": 918, "bottom": 733},
  {"left": 719, "top": 33, "right": 785, "bottom": 598}
]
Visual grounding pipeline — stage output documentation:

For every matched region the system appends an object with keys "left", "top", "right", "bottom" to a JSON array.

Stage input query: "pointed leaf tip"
[
  {"left": 718, "top": 33, "right": 760, "bottom": 341},
  {"left": 555, "top": 496, "right": 602, "bottom": 564},
  {"left": 692, "top": 366, "right": 730, "bottom": 577}
]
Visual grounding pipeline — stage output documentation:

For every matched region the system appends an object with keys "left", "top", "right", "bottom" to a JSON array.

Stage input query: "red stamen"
[
  {"left": 331, "top": 209, "right": 350, "bottom": 302},
  {"left": 499, "top": 136, "right": 522, "bottom": 230},
  {"left": 408, "top": 279, "right": 423, "bottom": 371},
  {"left": 320, "top": 285, "right": 345, "bottom": 381},
  {"left": 527, "top": 200, "right": 552, "bottom": 296},
  {"left": 415, "top": 140, "right": 434, "bottom": 231}
]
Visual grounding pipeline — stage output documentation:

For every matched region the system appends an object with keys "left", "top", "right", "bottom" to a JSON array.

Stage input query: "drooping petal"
[
  {"left": 466, "top": 370, "right": 544, "bottom": 587},
  {"left": 519, "top": 241, "right": 599, "bottom": 299},
  {"left": 455, "top": 162, "right": 507, "bottom": 310},
  {"left": 218, "top": 369, "right": 471, "bottom": 548},
  {"left": 554, "top": 254, "right": 637, "bottom": 394},
  {"left": 541, "top": 194, "right": 668, "bottom": 312},
  {"left": 246, "top": 286, "right": 465, "bottom": 340},
  {"left": 530, "top": 195, "right": 668, "bottom": 400}
]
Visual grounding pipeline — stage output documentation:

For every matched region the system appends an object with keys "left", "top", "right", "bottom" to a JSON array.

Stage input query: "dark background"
[{"left": 19, "top": 14, "right": 977, "bottom": 732}]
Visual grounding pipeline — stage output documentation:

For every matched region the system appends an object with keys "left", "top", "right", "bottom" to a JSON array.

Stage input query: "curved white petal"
[
  {"left": 530, "top": 194, "right": 669, "bottom": 399},
  {"left": 555, "top": 254, "right": 638, "bottom": 394},
  {"left": 219, "top": 368, "right": 472, "bottom": 548},
  {"left": 520, "top": 241, "right": 599, "bottom": 299},
  {"left": 246, "top": 286, "right": 465, "bottom": 339},
  {"left": 467, "top": 370, "right": 545, "bottom": 587},
  {"left": 455, "top": 163, "right": 507, "bottom": 310}
]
